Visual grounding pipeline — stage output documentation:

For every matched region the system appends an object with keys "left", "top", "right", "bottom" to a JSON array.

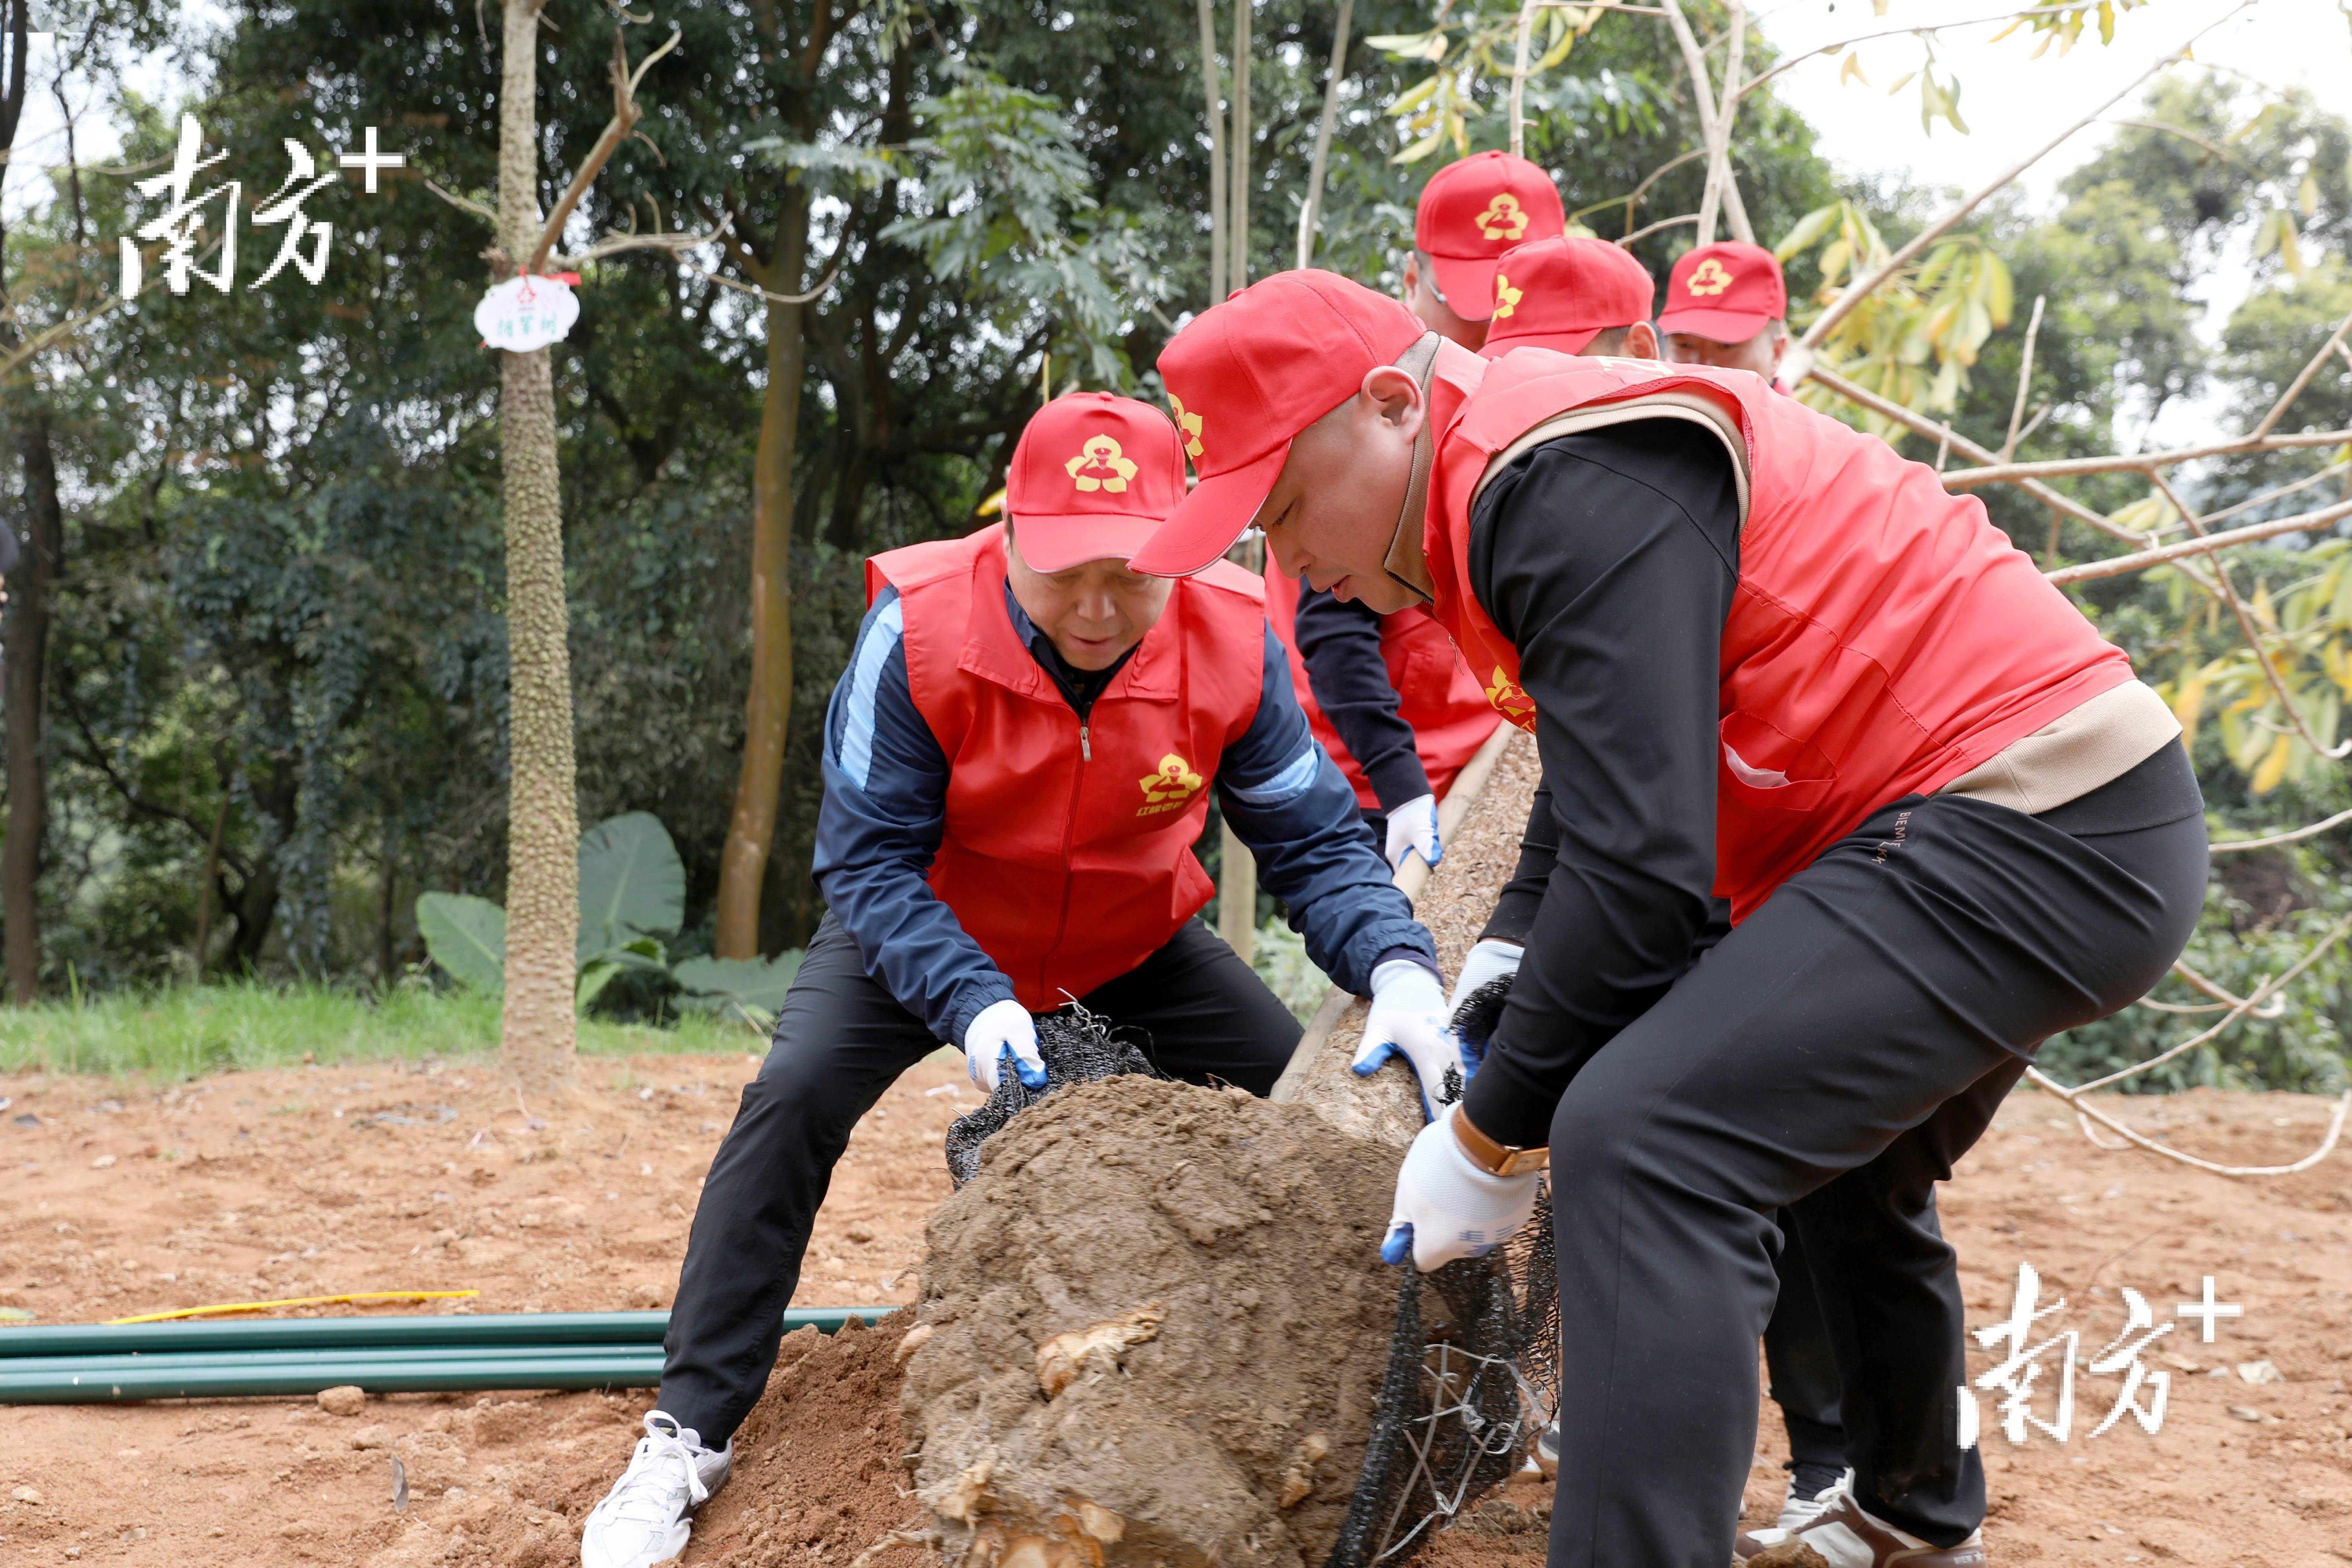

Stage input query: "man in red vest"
[
  {"left": 1134, "top": 273, "right": 2204, "bottom": 1568},
  {"left": 1263, "top": 152, "right": 1568, "bottom": 871},
  {"left": 1657, "top": 239, "right": 1790, "bottom": 385},
  {"left": 1480, "top": 229, "right": 1857, "bottom": 1536},
  {"left": 582, "top": 392, "right": 1457, "bottom": 1568}
]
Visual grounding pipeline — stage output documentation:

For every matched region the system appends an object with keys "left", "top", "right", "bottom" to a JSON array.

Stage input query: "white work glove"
[
  {"left": 1446, "top": 938, "right": 1522, "bottom": 1017},
  {"left": 1380, "top": 1106, "right": 1542, "bottom": 1270},
  {"left": 1352, "top": 958, "right": 1468, "bottom": 1120},
  {"left": 1384, "top": 792, "right": 1442, "bottom": 871},
  {"left": 962, "top": 998, "right": 1047, "bottom": 1093}
]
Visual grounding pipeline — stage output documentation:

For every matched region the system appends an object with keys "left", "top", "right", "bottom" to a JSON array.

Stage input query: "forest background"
[{"left": 6, "top": 0, "right": 2352, "bottom": 1096}]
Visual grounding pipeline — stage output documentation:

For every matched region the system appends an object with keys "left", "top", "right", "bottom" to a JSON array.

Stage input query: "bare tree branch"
[
  {"left": 1297, "top": 0, "right": 1354, "bottom": 269},
  {"left": 2210, "top": 804, "right": 2352, "bottom": 855},
  {"left": 2253, "top": 310, "right": 2352, "bottom": 441},
  {"left": 2043, "top": 496, "right": 2352, "bottom": 585},
  {"left": 522, "top": 23, "right": 682, "bottom": 278},
  {"left": 1806, "top": 363, "right": 2148, "bottom": 546},
  {"left": 2148, "top": 469, "right": 2351, "bottom": 760},
  {"left": 1942, "top": 428, "right": 2352, "bottom": 488},
  {"left": 2000, "top": 293, "right": 2044, "bottom": 463},
  {"left": 1797, "top": 2, "right": 2250, "bottom": 354}
]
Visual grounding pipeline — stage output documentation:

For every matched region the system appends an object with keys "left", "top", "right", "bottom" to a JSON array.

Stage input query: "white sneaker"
[
  {"left": 581, "top": 1412, "right": 732, "bottom": 1568},
  {"left": 1735, "top": 1466, "right": 1853, "bottom": 1559}
]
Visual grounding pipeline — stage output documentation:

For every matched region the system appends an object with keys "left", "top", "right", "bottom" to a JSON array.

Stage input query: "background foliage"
[{"left": 6, "top": 3, "right": 2352, "bottom": 1093}]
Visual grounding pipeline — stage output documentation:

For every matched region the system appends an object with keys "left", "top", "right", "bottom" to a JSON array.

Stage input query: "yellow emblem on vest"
[
  {"left": 1475, "top": 192, "right": 1529, "bottom": 242},
  {"left": 1168, "top": 395, "right": 1205, "bottom": 460},
  {"left": 1491, "top": 272, "right": 1523, "bottom": 319},
  {"left": 1686, "top": 258, "right": 1734, "bottom": 296},
  {"left": 1137, "top": 753, "right": 1205, "bottom": 817},
  {"left": 1065, "top": 434, "right": 1139, "bottom": 494},
  {"left": 1484, "top": 666, "right": 1535, "bottom": 720}
]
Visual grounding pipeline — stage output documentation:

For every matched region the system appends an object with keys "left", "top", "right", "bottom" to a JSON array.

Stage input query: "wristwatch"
[{"left": 1451, "top": 1107, "right": 1550, "bottom": 1177}]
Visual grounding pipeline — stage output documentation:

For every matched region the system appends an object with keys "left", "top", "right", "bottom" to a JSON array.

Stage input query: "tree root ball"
[{"left": 902, "top": 1074, "right": 1402, "bottom": 1568}]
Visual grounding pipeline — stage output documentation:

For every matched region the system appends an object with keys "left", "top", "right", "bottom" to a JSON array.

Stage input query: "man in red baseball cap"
[
  {"left": 583, "top": 391, "right": 1457, "bottom": 1568},
  {"left": 1657, "top": 239, "right": 1789, "bottom": 384},
  {"left": 1254, "top": 153, "right": 1564, "bottom": 873},
  {"left": 1401, "top": 149, "right": 1566, "bottom": 350},
  {"left": 1478, "top": 234, "right": 1659, "bottom": 359},
  {"left": 1135, "top": 271, "right": 2202, "bottom": 1567}
]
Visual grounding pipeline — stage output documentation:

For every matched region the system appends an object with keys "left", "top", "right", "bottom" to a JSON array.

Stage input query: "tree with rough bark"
[
  {"left": 463, "top": 1, "right": 696, "bottom": 1087},
  {"left": 0, "top": 1, "right": 165, "bottom": 1002}
]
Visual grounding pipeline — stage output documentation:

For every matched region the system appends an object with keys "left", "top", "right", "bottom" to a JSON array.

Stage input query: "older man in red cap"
[
  {"left": 1658, "top": 239, "right": 1790, "bottom": 385},
  {"left": 1132, "top": 273, "right": 2203, "bottom": 1568},
  {"left": 580, "top": 391, "right": 1457, "bottom": 1568}
]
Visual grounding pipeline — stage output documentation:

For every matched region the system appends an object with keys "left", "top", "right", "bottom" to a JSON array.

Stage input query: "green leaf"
[
  {"left": 2301, "top": 167, "right": 2322, "bottom": 217},
  {"left": 576, "top": 960, "right": 625, "bottom": 1016},
  {"left": 1774, "top": 202, "right": 1840, "bottom": 261},
  {"left": 1981, "top": 253, "right": 2014, "bottom": 326},
  {"left": 1366, "top": 30, "right": 1447, "bottom": 61},
  {"left": 577, "top": 812, "right": 686, "bottom": 964},
  {"left": 416, "top": 893, "right": 507, "bottom": 993},
  {"left": 674, "top": 951, "right": 808, "bottom": 1029}
]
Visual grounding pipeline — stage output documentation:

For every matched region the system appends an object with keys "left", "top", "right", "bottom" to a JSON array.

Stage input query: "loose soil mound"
[
  {"left": 902, "top": 1074, "right": 1401, "bottom": 1568},
  {"left": 662, "top": 1313, "right": 931, "bottom": 1568}
]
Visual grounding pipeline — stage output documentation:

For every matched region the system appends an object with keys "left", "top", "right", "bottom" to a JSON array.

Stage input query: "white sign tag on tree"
[{"left": 475, "top": 273, "right": 580, "bottom": 352}]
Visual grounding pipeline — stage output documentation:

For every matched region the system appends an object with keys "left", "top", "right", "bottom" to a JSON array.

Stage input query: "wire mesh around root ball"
[
  {"left": 1325, "top": 1183, "right": 1559, "bottom": 1568},
  {"left": 942, "top": 1005, "right": 1161, "bottom": 1188}
]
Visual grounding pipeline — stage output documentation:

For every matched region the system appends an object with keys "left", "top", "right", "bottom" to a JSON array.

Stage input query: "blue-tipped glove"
[
  {"left": 1446, "top": 938, "right": 1522, "bottom": 1070},
  {"left": 1352, "top": 958, "right": 1469, "bottom": 1121},
  {"left": 1384, "top": 792, "right": 1442, "bottom": 871},
  {"left": 1380, "top": 1107, "right": 1542, "bottom": 1270},
  {"left": 962, "top": 998, "right": 1048, "bottom": 1093}
]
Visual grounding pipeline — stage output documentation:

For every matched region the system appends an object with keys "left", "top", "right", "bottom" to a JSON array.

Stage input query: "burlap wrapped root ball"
[{"left": 900, "top": 1074, "right": 1401, "bottom": 1568}]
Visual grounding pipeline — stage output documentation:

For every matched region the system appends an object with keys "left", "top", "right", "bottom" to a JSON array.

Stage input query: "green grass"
[{"left": 0, "top": 981, "right": 762, "bottom": 1081}]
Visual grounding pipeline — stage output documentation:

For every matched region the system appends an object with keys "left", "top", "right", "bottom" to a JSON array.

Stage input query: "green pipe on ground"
[
  {"left": 0, "top": 1343, "right": 661, "bottom": 1376},
  {"left": 0, "top": 1353, "right": 667, "bottom": 1404},
  {"left": 0, "top": 1305, "right": 892, "bottom": 1359}
]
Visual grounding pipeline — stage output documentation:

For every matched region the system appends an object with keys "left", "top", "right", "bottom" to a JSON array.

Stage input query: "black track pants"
[
  {"left": 1543, "top": 753, "right": 2206, "bottom": 1568},
  {"left": 657, "top": 913, "right": 1302, "bottom": 1447},
  {"left": 1762, "top": 1213, "right": 1848, "bottom": 1478}
]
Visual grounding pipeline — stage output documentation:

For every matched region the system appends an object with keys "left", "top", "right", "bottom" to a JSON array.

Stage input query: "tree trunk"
[
  {"left": 2, "top": 411, "right": 56, "bottom": 1001},
  {"left": 713, "top": 184, "right": 809, "bottom": 960},
  {"left": 496, "top": 0, "right": 579, "bottom": 1091}
]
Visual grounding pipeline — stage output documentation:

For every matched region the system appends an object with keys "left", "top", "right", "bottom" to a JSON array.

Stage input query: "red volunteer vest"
[
  {"left": 1263, "top": 565, "right": 1501, "bottom": 809},
  {"left": 1421, "top": 346, "right": 2135, "bottom": 922},
  {"left": 864, "top": 524, "right": 1268, "bottom": 1009}
]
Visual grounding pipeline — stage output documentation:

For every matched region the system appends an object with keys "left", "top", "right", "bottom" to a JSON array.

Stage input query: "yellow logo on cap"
[
  {"left": 1137, "top": 754, "right": 1205, "bottom": 817},
  {"left": 1492, "top": 272, "right": 1523, "bottom": 319},
  {"left": 1686, "top": 258, "right": 1734, "bottom": 296},
  {"left": 1475, "top": 193, "right": 1529, "bottom": 242},
  {"left": 1168, "top": 394, "right": 1205, "bottom": 460},
  {"left": 1064, "top": 434, "right": 1138, "bottom": 494}
]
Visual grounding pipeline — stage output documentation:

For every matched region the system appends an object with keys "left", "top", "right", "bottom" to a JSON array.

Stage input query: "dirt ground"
[{"left": 7, "top": 1054, "right": 2352, "bottom": 1566}]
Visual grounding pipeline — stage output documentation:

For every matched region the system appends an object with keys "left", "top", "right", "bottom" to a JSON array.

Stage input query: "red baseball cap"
[
  {"left": 1003, "top": 391, "right": 1189, "bottom": 572},
  {"left": 1414, "top": 151, "right": 1566, "bottom": 322},
  {"left": 1656, "top": 241, "right": 1786, "bottom": 344},
  {"left": 1479, "top": 236, "right": 1657, "bottom": 358},
  {"left": 1131, "top": 270, "right": 1425, "bottom": 577}
]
